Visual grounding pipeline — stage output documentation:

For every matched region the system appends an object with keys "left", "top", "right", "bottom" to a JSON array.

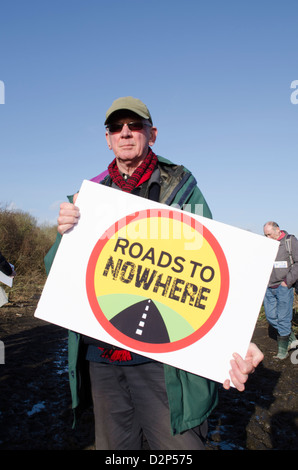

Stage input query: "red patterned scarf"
[{"left": 108, "top": 148, "right": 158, "bottom": 193}]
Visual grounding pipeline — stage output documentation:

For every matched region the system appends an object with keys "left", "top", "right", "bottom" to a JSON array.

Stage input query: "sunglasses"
[{"left": 106, "top": 121, "right": 151, "bottom": 133}]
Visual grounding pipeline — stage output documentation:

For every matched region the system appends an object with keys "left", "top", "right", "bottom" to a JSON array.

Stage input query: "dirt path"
[{"left": 0, "top": 300, "right": 297, "bottom": 450}]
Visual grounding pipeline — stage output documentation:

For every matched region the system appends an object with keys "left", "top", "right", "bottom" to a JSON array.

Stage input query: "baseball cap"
[{"left": 105, "top": 96, "right": 153, "bottom": 125}]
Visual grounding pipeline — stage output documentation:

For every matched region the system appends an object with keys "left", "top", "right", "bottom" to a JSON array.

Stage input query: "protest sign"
[{"left": 35, "top": 180, "right": 278, "bottom": 384}]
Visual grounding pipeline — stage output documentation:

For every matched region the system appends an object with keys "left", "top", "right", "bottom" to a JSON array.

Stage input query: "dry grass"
[{"left": 0, "top": 205, "right": 57, "bottom": 302}]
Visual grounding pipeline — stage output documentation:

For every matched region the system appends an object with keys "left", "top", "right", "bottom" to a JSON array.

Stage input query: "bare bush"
[{"left": 0, "top": 206, "right": 57, "bottom": 301}]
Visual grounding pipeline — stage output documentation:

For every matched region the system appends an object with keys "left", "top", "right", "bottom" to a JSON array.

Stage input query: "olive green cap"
[{"left": 105, "top": 96, "right": 153, "bottom": 125}]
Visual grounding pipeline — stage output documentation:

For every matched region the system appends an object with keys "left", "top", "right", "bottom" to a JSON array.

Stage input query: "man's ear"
[
  {"left": 149, "top": 126, "right": 158, "bottom": 147},
  {"left": 105, "top": 130, "right": 112, "bottom": 149}
]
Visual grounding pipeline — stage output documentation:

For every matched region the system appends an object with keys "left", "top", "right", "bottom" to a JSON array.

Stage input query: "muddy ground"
[{"left": 0, "top": 298, "right": 297, "bottom": 451}]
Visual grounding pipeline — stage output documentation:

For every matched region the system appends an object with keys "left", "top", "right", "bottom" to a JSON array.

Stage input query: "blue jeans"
[{"left": 264, "top": 285, "right": 294, "bottom": 337}]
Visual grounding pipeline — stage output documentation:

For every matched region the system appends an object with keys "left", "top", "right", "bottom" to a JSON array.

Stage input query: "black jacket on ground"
[{"left": 0, "top": 251, "right": 12, "bottom": 276}]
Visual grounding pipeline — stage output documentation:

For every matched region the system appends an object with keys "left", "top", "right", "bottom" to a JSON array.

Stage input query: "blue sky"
[{"left": 1, "top": 0, "right": 297, "bottom": 236}]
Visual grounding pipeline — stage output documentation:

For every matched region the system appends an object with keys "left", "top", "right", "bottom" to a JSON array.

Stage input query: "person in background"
[
  {"left": 46, "top": 96, "right": 264, "bottom": 450},
  {"left": 263, "top": 221, "right": 298, "bottom": 359},
  {"left": 0, "top": 250, "right": 15, "bottom": 307}
]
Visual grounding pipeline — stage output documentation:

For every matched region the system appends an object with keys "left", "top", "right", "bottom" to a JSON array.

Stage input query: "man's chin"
[{"left": 117, "top": 153, "right": 142, "bottom": 163}]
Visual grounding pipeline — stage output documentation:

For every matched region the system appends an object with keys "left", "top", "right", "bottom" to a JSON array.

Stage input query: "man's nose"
[{"left": 120, "top": 123, "right": 132, "bottom": 136}]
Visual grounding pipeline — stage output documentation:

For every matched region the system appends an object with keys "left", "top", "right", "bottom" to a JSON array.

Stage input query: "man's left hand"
[{"left": 223, "top": 342, "right": 264, "bottom": 391}]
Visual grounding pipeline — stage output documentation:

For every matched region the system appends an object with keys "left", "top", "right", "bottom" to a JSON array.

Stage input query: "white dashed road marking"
[{"left": 135, "top": 300, "right": 151, "bottom": 336}]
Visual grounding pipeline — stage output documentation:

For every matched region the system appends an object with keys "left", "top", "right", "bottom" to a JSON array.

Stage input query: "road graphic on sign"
[{"left": 110, "top": 299, "right": 170, "bottom": 343}]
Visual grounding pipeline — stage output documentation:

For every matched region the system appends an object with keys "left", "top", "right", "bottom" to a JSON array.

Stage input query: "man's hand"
[
  {"left": 223, "top": 342, "right": 264, "bottom": 392},
  {"left": 57, "top": 193, "right": 80, "bottom": 235}
]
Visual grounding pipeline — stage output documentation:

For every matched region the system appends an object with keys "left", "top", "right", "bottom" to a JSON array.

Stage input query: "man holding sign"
[{"left": 49, "top": 97, "right": 263, "bottom": 450}]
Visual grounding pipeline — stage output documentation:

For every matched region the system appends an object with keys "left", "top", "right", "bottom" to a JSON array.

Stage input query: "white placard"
[{"left": 35, "top": 180, "right": 278, "bottom": 384}]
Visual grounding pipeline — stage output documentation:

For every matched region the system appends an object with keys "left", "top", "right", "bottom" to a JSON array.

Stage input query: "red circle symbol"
[{"left": 86, "top": 209, "right": 229, "bottom": 353}]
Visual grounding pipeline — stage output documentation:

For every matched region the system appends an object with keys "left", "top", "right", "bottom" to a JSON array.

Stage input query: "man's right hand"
[{"left": 57, "top": 193, "right": 80, "bottom": 235}]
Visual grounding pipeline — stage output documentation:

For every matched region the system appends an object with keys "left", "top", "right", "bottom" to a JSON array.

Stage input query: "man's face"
[
  {"left": 105, "top": 112, "right": 157, "bottom": 166},
  {"left": 264, "top": 224, "right": 281, "bottom": 240}
]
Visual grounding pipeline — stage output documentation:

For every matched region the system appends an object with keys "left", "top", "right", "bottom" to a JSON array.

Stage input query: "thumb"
[{"left": 73, "top": 192, "right": 79, "bottom": 204}]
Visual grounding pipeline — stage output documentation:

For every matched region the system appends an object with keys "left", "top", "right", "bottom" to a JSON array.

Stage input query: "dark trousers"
[{"left": 89, "top": 360, "right": 207, "bottom": 450}]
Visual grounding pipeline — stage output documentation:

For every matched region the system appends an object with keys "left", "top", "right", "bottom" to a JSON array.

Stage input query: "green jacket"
[{"left": 44, "top": 156, "right": 218, "bottom": 435}]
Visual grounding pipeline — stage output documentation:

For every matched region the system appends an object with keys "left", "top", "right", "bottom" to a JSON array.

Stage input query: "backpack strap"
[{"left": 285, "top": 234, "right": 294, "bottom": 266}]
